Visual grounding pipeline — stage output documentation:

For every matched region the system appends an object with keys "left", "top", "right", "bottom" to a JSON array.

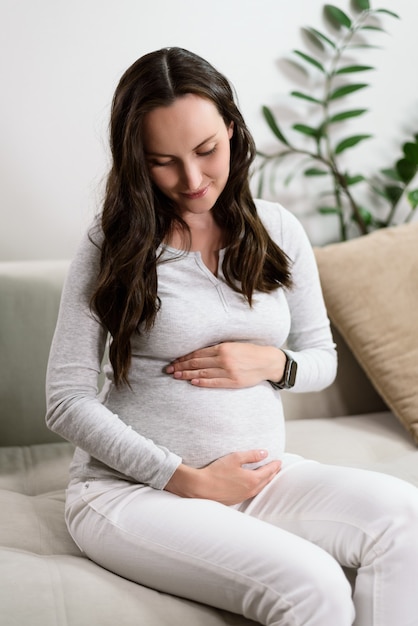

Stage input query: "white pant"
[{"left": 66, "top": 455, "right": 418, "bottom": 626}]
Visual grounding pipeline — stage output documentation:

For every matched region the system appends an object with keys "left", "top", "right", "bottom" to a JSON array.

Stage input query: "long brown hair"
[{"left": 91, "top": 47, "right": 292, "bottom": 386}]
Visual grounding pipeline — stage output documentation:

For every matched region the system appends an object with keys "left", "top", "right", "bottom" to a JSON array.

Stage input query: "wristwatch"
[{"left": 268, "top": 351, "right": 298, "bottom": 390}]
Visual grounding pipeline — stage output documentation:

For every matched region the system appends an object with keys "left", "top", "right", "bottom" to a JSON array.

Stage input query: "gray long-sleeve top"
[{"left": 46, "top": 200, "right": 336, "bottom": 489}]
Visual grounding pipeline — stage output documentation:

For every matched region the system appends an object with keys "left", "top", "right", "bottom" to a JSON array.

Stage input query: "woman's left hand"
[{"left": 165, "top": 342, "right": 286, "bottom": 389}]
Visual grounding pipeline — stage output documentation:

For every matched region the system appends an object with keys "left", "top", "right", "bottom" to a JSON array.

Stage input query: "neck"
[
  {"left": 167, "top": 212, "right": 224, "bottom": 276},
  {"left": 169, "top": 212, "right": 224, "bottom": 252}
]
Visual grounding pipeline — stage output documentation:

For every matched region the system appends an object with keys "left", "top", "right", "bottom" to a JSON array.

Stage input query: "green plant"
[{"left": 257, "top": 0, "right": 418, "bottom": 240}]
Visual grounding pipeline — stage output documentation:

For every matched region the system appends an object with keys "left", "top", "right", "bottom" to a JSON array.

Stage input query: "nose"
[{"left": 181, "top": 160, "right": 203, "bottom": 191}]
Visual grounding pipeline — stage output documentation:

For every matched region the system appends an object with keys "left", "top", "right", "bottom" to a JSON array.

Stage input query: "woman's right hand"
[{"left": 164, "top": 450, "right": 282, "bottom": 505}]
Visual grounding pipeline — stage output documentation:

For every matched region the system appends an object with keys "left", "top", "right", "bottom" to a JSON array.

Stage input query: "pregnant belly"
[{"left": 105, "top": 377, "right": 286, "bottom": 468}]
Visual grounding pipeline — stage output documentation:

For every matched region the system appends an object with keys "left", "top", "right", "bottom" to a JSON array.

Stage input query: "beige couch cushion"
[
  {"left": 0, "top": 443, "right": 258, "bottom": 626},
  {"left": 315, "top": 222, "right": 418, "bottom": 444},
  {"left": 286, "top": 411, "right": 418, "bottom": 487}
]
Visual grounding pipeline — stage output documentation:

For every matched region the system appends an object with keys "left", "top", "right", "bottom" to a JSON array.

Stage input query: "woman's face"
[{"left": 143, "top": 94, "right": 234, "bottom": 219}]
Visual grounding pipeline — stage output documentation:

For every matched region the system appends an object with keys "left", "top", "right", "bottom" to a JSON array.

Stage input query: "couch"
[{"left": 1, "top": 223, "right": 417, "bottom": 625}]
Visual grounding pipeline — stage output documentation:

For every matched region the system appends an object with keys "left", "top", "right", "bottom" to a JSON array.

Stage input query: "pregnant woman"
[{"left": 46, "top": 47, "right": 418, "bottom": 626}]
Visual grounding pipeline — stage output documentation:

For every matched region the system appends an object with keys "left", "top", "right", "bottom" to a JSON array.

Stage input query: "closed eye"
[
  {"left": 149, "top": 159, "right": 174, "bottom": 168},
  {"left": 197, "top": 146, "right": 217, "bottom": 157},
  {"left": 149, "top": 147, "right": 216, "bottom": 167}
]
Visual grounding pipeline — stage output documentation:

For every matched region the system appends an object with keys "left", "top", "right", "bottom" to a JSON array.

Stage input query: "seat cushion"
[
  {"left": 286, "top": 411, "right": 418, "bottom": 487},
  {"left": 0, "top": 548, "right": 257, "bottom": 626},
  {"left": 1, "top": 414, "right": 416, "bottom": 625},
  {"left": 0, "top": 442, "right": 257, "bottom": 626}
]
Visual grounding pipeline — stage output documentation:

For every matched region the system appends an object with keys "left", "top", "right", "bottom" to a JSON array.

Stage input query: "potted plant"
[{"left": 257, "top": 0, "right": 418, "bottom": 241}]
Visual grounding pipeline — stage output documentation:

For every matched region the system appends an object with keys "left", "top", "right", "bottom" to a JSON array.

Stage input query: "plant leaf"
[
  {"left": 335, "top": 134, "right": 372, "bottom": 154},
  {"left": 407, "top": 189, "right": 418, "bottom": 209},
  {"left": 262, "top": 106, "right": 290, "bottom": 146},
  {"left": 403, "top": 142, "right": 418, "bottom": 164},
  {"left": 304, "top": 168, "right": 329, "bottom": 176},
  {"left": 293, "top": 50, "right": 326, "bottom": 73},
  {"left": 352, "top": 0, "right": 370, "bottom": 10},
  {"left": 346, "top": 174, "right": 366, "bottom": 185},
  {"left": 335, "top": 65, "right": 374, "bottom": 74},
  {"left": 356, "top": 207, "right": 373, "bottom": 226},
  {"left": 380, "top": 167, "right": 402, "bottom": 181},
  {"left": 306, "top": 27, "right": 336, "bottom": 49},
  {"left": 324, "top": 4, "right": 352, "bottom": 28},
  {"left": 328, "top": 108, "right": 368, "bottom": 123},
  {"left": 375, "top": 9, "right": 400, "bottom": 19},
  {"left": 347, "top": 43, "right": 381, "bottom": 49},
  {"left": 302, "top": 27, "right": 326, "bottom": 51},
  {"left": 328, "top": 83, "right": 368, "bottom": 100},
  {"left": 396, "top": 158, "right": 417, "bottom": 183},
  {"left": 384, "top": 185, "right": 404, "bottom": 203},
  {"left": 290, "top": 91, "right": 323, "bottom": 105},
  {"left": 318, "top": 206, "right": 340, "bottom": 214},
  {"left": 293, "top": 123, "right": 321, "bottom": 138},
  {"left": 359, "top": 25, "right": 386, "bottom": 32}
]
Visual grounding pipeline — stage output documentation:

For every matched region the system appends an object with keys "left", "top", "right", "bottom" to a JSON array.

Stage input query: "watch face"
[
  {"left": 268, "top": 356, "right": 297, "bottom": 390},
  {"left": 287, "top": 360, "right": 297, "bottom": 387}
]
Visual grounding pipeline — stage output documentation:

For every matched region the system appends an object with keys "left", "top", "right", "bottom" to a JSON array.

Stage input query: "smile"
[{"left": 181, "top": 185, "right": 210, "bottom": 200}]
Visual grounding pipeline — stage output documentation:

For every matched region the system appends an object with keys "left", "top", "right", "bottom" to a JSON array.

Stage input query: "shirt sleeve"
[
  {"left": 261, "top": 201, "right": 337, "bottom": 393},
  {"left": 45, "top": 225, "right": 182, "bottom": 489}
]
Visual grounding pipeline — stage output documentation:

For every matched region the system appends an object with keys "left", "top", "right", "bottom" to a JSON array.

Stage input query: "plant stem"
[
  {"left": 334, "top": 169, "right": 369, "bottom": 234},
  {"left": 384, "top": 176, "right": 418, "bottom": 227},
  {"left": 321, "top": 10, "right": 374, "bottom": 236}
]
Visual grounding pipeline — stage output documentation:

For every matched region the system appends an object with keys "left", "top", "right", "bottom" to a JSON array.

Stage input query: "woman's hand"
[
  {"left": 165, "top": 342, "right": 286, "bottom": 389},
  {"left": 164, "top": 450, "right": 282, "bottom": 505}
]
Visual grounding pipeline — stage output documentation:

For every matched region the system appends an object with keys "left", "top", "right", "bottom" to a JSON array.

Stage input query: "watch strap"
[{"left": 268, "top": 351, "right": 297, "bottom": 390}]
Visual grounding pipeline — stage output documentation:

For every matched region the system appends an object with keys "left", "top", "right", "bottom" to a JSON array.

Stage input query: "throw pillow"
[{"left": 314, "top": 221, "right": 418, "bottom": 444}]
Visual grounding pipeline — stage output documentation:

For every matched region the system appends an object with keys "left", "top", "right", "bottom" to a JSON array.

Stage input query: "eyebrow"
[{"left": 145, "top": 133, "right": 218, "bottom": 157}]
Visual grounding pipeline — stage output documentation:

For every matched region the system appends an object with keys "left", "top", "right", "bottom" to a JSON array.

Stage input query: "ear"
[{"left": 228, "top": 121, "right": 234, "bottom": 139}]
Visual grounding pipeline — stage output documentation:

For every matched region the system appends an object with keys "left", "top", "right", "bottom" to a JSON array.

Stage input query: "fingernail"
[
  {"left": 259, "top": 450, "right": 268, "bottom": 457},
  {"left": 166, "top": 365, "right": 174, "bottom": 374}
]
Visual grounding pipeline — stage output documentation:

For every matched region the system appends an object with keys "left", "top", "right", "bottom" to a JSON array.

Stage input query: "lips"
[{"left": 181, "top": 184, "right": 210, "bottom": 200}]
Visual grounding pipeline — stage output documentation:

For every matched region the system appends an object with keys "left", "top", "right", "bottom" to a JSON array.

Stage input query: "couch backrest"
[
  {"left": 0, "top": 260, "right": 70, "bottom": 446},
  {"left": 0, "top": 259, "right": 386, "bottom": 447},
  {"left": 282, "top": 324, "right": 386, "bottom": 420}
]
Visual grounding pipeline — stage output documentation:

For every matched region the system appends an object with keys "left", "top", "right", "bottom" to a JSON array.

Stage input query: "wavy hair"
[{"left": 91, "top": 47, "right": 292, "bottom": 386}]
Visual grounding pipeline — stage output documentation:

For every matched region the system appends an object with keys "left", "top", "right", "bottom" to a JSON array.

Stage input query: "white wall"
[{"left": 1, "top": 0, "right": 417, "bottom": 260}]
